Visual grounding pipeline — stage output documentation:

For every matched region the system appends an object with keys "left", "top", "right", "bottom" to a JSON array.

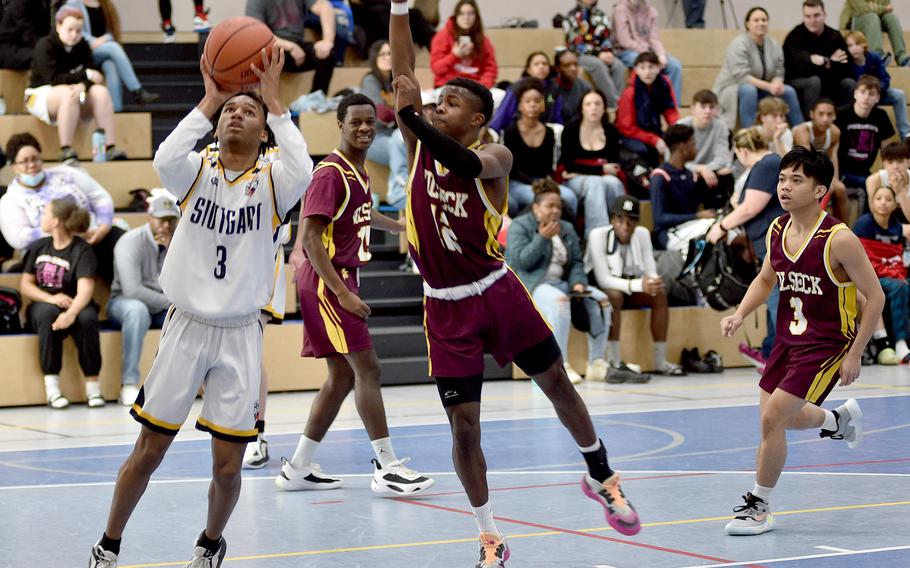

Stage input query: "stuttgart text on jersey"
[{"left": 188, "top": 198, "right": 263, "bottom": 235}]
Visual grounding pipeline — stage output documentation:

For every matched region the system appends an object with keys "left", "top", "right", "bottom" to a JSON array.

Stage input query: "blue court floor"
[{"left": 0, "top": 369, "right": 908, "bottom": 567}]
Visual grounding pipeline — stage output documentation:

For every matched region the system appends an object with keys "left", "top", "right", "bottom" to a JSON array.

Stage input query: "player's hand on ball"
[
  {"left": 339, "top": 290, "right": 371, "bottom": 319},
  {"left": 199, "top": 55, "right": 234, "bottom": 106},
  {"left": 251, "top": 44, "right": 284, "bottom": 113},
  {"left": 720, "top": 314, "right": 742, "bottom": 337},
  {"left": 839, "top": 353, "right": 861, "bottom": 386}
]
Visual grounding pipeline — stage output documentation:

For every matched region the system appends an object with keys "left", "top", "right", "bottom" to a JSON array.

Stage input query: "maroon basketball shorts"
[
  {"left": 423, "top": 268, "right": 556, "bottom": 377},
  {"left": 760, "top": 340, "right": 853, "bottom": 405},
  {"left": 297, "top": 262, "right": 373, "bottom": 358}
]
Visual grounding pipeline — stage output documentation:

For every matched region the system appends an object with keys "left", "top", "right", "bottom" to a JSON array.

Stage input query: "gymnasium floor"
[{"left": 1, "top": 368, "right": 908, "bottom": 567}]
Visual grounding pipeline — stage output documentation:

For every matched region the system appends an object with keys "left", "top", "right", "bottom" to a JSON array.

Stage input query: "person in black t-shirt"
[
  {"left": 836, "top": 75, "right": 896, "bottom": 191},
  {"left": 20, "top": 199, "right": 102, "bottom": 409}
]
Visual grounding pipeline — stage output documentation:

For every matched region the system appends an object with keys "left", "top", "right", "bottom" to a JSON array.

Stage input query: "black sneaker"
[
  {"left": 60, "top": 147, "right": 79, "bottom": 165},
  {"left": 681, "top": 348, "right": 713, "bottom": 373},
  {"left": 106, "top": 147, "right": 128, "bottom": 161},
  {"left": 703, "top": 350, "right": 724, "bottom": 373},
  {"left": 132, "top": 89, "right": 160, "bottom": 106},
  {"left": 187, "top": 533, "right": 226, "bottom": 567},
  {"left": 607, "top": 362, "right": 651, "bottom": 384}
]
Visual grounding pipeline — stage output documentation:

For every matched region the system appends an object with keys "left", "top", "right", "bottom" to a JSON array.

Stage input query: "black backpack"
[
  {"left": 0, "top": 286, "right": 22, "bottom": 334},
  {"left": 687, "top": 236, "right": 758, "bottom": 311}
]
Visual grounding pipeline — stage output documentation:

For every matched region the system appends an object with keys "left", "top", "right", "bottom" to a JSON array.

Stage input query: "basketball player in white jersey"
[{"left": 89, "top": 47, "right": 312, "bottom": 568}]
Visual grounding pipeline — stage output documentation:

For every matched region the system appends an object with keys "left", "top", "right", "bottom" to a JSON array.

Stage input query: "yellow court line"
[{"left": 119, "top": 499, "right": 910, "bottom": 567}]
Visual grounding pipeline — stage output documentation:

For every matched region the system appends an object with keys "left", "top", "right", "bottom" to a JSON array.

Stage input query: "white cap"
[{"left": 147, "top": 188, "right": 180, "bottom": 218}]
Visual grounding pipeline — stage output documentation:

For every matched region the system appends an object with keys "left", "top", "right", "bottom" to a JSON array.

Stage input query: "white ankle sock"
[
  {"left": 752, "top": 482, "right": 773, "bottom": 502},
  {"left": 85, "top": 381, "right": 101, "bottom": 398},
  {"left": 821, "top": 408, "right": 838, "bottom": 431},
  {"left": 577, "top": 439, "right": 601, "bottom": 453},
  {"left": 471, "top": 500, "right": 499, "bottom": 536},
  {"left": 290, "top": 435, "right": 320, "bottom": 469},
  {"left": 607, "top": 341, "right": 621, "bottom": 365},
  {"left": 370, "top": 437, "right": 398, "bottom": 468},
  {"left": 44, "top": 375, "right": 61, "bottom": 397},
  {"left": 872, "top": 328, "right": 888, "bottom": 340},
  {"left": 896, "top": 339, "right": 910, "bottom": 359},
  {"left": 654, "top": 342, "right": 668, "bottom": 369}
]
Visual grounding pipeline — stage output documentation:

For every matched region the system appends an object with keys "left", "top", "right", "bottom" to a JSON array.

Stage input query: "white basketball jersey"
[{"left": 160, "top": 145, "right": 284, "bottom": 319}]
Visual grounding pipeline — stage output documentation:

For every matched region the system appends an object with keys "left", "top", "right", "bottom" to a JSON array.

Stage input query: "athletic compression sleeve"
[{"left": 397, "top": 105, "right": 483, "bottom": 179}]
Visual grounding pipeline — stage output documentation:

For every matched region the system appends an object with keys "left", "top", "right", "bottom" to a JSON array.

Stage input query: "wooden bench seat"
[
  {"left": 0, "top": 69, "right": 29, "bottom": 114},
  {"left": 0, "top": 113, "right": 152, "bottom": 160}
]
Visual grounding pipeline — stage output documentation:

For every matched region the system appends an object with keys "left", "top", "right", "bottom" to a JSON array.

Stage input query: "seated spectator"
[
  {"left": 784, "top": 0, "right": 855, "bottom": 117},
  {"left": 490, "top": 52, "right": 559, "bottom": 132},
  {"left": 20, "top": 199, "right": 102, "bottom": 409},
  {"left": 0, "top": 133, "right": 123, "bottom": 282},
  {"left": 707, "top": 127, "right": 782, "bottom": 363},
  {"left": 836, "top": 75, "right": 896, "bottom": 192},
  {"left": 793, "top": 98, "right": 849, "bottom": 221},
  {"left": 713, "top": 7, "right": 803, "bottom": 130},
  {"left": 586, "top": 194, "right": 679, "bottom": 378},
  {"left": 616, "top": 51, "right": 679, "bottom": 166},
  {"left": 678, "top": 90, "right": 735, "bottom": 209},
  {"left": 27, "top": 6, "right": 126, "bottom": 164},
  {"left": 866, "top": 141, "right": 910, "bottom": 220},
  {"left": 552, "top": 50, "right": 593, "bottom": 125},
  {"left": 612, "top": 0, "right": 682, "bottom": 107},
  {"left": 158, "top": 0, "right": 211, "bottom": 42},
  {"left": 350, "top": 0, "right": 436, "bottom": 55},
  {"left": 246, "top": 0, "right": 335, "bottom": 94},
  {"left": 108, "top": 189, "right": 179, "bottom": 406},
  {"left": 846, "top": 30, "right": 909, "bottom": 141},
  {"left": 430, "top": 0, "right": 497, "bottom": 89},
  {"left": 562, "top": 0, "right": 626, "bottom": 108},
  {"left": 505, "top": 179, "right": 613, "bottom": 383},
  {"left": 756, "top": 96, "right": 793, "bottom": 156},
  {"left": 853, "top": 185, "right": 910, "bottom": 364},
  {"left": 559, "top": 90, "right": 625, "bottom": 236},
  {"left": 0, "top": 0, "right": 51, "bottom": 71},
  {"left": 841, "top": 0, "right": 909, "bottom": 67},
  {"left": 305, "top": 0, "right": 356, "bottom": 66},
  {"left": 650, "top": 124, "right": 716, "bottom": 250},
  {"left": 502, "top": 80, "right": 578, "bottom": 217}
]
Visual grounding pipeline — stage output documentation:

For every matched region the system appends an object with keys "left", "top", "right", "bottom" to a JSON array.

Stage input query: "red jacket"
[
  {"left": 615, "top": 73, "right": 679, "bottom": 148},
  {"left": 430, "top": 18, "right": 498, "bottom": 88}
]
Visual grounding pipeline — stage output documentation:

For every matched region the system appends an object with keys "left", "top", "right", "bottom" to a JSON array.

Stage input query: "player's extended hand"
[
  {"left": 392, "top": 74, "right": 421, "bottom": 112},
  {"left": 251, "top": 44, "right": 285, "bottom": 114},
  {"left": 52, "top": 311, "right": 76, "bottom": 331},
  {"left": 839, "top": 353, "right": 861, "bottom": 386},
  {"left": 199, "top": 55, "right": 234, "bottom": 108},
  {"left": 339, "top": 290, "right": 371, "bottom": 319},
  {"left": 720, "top": 313, "right": 743, "bottom": 337}
]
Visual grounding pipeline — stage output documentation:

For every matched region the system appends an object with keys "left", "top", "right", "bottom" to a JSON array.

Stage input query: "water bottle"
[
  {"left": 92, "top": 129, "right": 107, "bottom": 162},
  {"left": 0, "top": 96, "right": 6, "bottom": 116}
]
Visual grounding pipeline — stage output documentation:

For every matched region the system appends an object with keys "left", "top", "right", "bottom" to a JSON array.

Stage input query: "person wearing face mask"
[
  {"left": 106, "top": 189, "right": 180, "bottom": 407},
  {"left": 0, "top": 132, "right": 123, "bottom": 282}
]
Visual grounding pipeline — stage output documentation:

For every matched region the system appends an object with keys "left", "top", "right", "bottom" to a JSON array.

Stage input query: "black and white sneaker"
[
  {"left": 370, "top": 457, "right": 435, "bottom": 495},
  {"left": 88, "top": 541, "right": 118, "bottom": 567},
  {"left": 186, "top": 533, "right": 226, "bottom": 567},
  {"left": 242, "top": 438, "right": 269, "bottom": 469},
  {"left": 820, "top": 399, "right": 864, "bottom": 449},
  {"left": 274, "top": 458, "right": 343, "bottom": 491}
]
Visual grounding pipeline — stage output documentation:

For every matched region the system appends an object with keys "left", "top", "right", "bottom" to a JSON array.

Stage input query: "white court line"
[
  {"left": 2, "top": 469, "right": 910, "bottom": 491},
  {"left": 678, "top": 545, "right": 910, "bottom": 567},
  {"left": 814, "top": 545, "right": 854, "bottom": 553}
]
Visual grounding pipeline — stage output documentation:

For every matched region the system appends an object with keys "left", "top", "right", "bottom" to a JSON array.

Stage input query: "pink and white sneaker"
[
  {"left": 581, "top": 472, "right": 641, "bottom": 535},
  {"left": 739, "top": 342, "right": 766, "bottom": 373},
  {"left": 476, "top": 532, "right": 509, "bottom": 568}
]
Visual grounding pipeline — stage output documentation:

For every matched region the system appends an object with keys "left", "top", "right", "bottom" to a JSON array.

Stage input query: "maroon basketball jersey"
[
  {"left": 406, "top": 140, "right": 506, "bottom": 288},
  {"left": 768, "top": 212, "right": 857, "bottom": 347},
  {"left": 302, "top": 150, "right": 372, "bottom": 268}
]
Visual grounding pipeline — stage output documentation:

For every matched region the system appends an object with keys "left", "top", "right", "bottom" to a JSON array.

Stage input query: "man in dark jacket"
[
  {"left": 783, "top": 0, "right": 855, "bottom": 118},
  {"left": 0, "top": 0, "right": 51, "bottom": 70}
]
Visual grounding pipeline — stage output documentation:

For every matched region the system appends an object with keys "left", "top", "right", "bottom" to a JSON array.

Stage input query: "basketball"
[{"left": 203, "top": 16, "right": 275, "bottom": 90}]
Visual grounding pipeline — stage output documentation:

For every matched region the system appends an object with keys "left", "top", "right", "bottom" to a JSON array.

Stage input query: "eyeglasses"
[{"left": 14, "top": 157, "right": 43, "bottom": 166}]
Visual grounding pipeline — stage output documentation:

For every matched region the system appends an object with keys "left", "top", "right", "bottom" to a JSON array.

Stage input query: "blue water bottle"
[{"left": 92, "top": 129, "right": 107, "bottom": 162}]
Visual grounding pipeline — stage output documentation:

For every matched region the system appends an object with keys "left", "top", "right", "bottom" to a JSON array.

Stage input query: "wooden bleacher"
[
  {"left": 0, "top": 113, "right": 152, "bottom": 160},
  {"left": 0, "top": 70, "right": 29, "bottom": 114}
]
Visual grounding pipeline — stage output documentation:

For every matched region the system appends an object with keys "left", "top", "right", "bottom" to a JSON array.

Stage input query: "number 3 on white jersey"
[{"left": 789, "top": 296, "right": 808, "bottom": 335}]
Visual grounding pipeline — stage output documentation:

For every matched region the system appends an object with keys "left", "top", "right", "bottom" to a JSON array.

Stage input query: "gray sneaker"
[
  {"left": 607, "top": 362, "right": 651, "bottom": 384},
  {"left": 88, "top": 542, "right": 118, "bottom": 567},
  {"left": 820, "top": 399, "right": 864, "bottom": 449},
  {"left": 185, "top": 533, "right": 226, "bottom": 567},
  {"left": 725, "top": 492, "right": 775, "bottom": 536}
]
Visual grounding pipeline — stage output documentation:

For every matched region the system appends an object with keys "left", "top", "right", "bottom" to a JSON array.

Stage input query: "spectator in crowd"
[
  {"left": 846, "top": 30, "right": 910, "bottom": 141},
  {"left": 305, "top": 0, "right": 356, "bottom": 66},
  {"left": 559, "top": 89, "right": 625, "bottom": 236},
  {"left": 505, "top": 179, "right": 613, "bottom": 383},
  {"left": 159, "top": 0, "right": 211, "bottom": 42},
  {"left": 490, "top": 51, "right": 559, "bottom": 132},
  {"left": 430, "top": 0, "right": 497, "bottom": 89},
  {"left": 841, "top": 0, "right": 909, "bottom": 67},
  {"left": 562, "top": 0, "right": 626, "bottom": 108},
  {"left": 707, "top": 127, "right": 782, "bottom": 365},
  {"left": 0, "top": 0, "right": 51, "bottom": 71},
  {"left": 650, "top": 124, "right": 716, "bottom": 250},
  {"left": 552, "top": 49, "right": 593, "bottom": 125},
  {"left": 866, "top": 140, "right": 910, "bottom": 219},
  {"left": 853, "top": 183, "right": 910, "bottom": 364},
  {"left": 682, "top": 0, "right": 706, "bottom": 28},
  {"left": 713, "top": 7, "right": 803, "bottom": 130},
  {"left": 246, "top": 0, "right": 336, "bottom": 94},
  {"left": 0, "top": 133, "right": 123, "bottom": 282},
  {"left": 20, "top": 199, "right": 101, "bottom": 409},
  {"left": 107, "top": 189, "right": 179, "bottom": 407},
  {"left": 350, "top": 0, "right": 436, "bottom": 55},
  {"left": 612, "top": 0, "right": 682, "bottom": 106},
  {"left": 836, "top": 75, "right": 896, "bottom": 192},
  {"left": 502, "top": 80, "right": 577, "bottom": 217},
  {"left": 678, "top": 89, "right": 735, "bottom": 209},
  {"left": 71, "top": 0, "right": 160, "bottom": 111},
  {"left": 755, "top": 96, "right": 793, "bottom": 156},
  {"left": 616, "top": 51, "right": 679, "bottom": 166},
  {"left": 792, "top": 97, "right": 849, "bottom": 221},
  {"left": 27, "top": 6, "right": 126, "bottom": 164},
  {"left": 587, "top": 194, "right": 679, "bottom": 378},
  {"left": 784, "top": 0, "right": 855, "bottom": 117}
]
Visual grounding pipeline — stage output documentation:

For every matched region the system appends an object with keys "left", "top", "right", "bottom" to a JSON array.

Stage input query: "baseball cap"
[
  {"left": 612, "top": 195, "right": 640, "bottom": 219},
  {"left": 147, "top": 188, "right": 180, "bottom": 218}
]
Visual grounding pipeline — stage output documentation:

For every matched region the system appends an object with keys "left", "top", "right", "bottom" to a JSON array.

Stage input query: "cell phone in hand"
[{"left": 459, "top": 35, "right": 471, "bottom": 47}]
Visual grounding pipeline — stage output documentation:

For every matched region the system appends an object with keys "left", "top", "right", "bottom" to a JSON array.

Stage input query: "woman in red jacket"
[{"left": 430, "top": 0, "right": 498, "bottom": 89}]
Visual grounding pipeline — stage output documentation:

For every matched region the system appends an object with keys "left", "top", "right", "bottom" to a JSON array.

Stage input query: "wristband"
[{"left": 390, "top": 1, "right": 408, "bottom": 15}]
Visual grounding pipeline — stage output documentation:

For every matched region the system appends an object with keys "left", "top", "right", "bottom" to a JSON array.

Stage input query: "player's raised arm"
[
  {"left": 721, "top": 251, "right": 776, "bottom": 337},
  {"left": 829, "top": 229, "right": 885, "bottom": 385},
  {"left": 390, "top": 0, "right": 422, "bottom": 155}
]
